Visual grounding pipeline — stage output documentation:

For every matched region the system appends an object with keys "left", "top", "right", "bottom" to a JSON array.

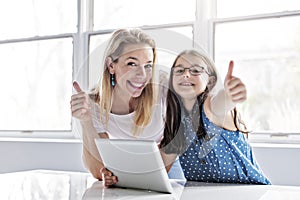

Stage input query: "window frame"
[
  {"left": 2, "top": 0, "right": 299, "bottom": 144},
  {"left": 211, "top": 9, "right": 300, "bottom": 144},
  {"left": 0, "top": 34, "right": 78, "bottom": 139},
  {"left": 0, "top": 0, "right": 85, "bottom": 140}
]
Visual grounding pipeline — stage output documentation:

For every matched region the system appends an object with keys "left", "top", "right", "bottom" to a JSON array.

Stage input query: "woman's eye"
[
  {"left": 127, "top": 62, "right": 137, "bottom": 67},
  {"left": 144, "top": 64, "right": 152, "bottom": 69}
]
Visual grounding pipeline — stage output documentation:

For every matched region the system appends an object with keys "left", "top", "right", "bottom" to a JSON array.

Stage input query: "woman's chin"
[
  {"left": 130, "top": 90, "right": 144, "bottom": 98},
  {"left": 126, "top": 83, "right": 145, "bottom": 98}
]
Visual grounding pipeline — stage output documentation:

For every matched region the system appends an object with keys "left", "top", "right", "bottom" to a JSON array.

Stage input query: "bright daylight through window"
[
  {"left": 0, "top": 0, "right": 76, "bottom": 134},
  {"left": 215, "top": 0, "right": 300, "bottom": 143},
  {"left": 1, "top": 0, "right": 300, "bottom": 143}
]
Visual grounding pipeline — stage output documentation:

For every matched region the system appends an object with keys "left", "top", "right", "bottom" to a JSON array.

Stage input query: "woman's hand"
[
  {"left": 224, "top": 61, "right": 247, "bottom": 104},
  {"left": 70, "top": 81, "right": 92, "bottom": 122},
  {"left": 100, "top": 167, "right": 118, "bottom": 187}
]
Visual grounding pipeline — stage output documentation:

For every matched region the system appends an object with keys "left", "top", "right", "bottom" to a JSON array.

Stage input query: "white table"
[{"left": 1, "top": 170, "right": 300, "bottom": 200}]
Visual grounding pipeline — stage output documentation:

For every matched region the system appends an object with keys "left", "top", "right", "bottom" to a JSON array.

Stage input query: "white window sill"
[
  {"left": 250, "top": 142, "right": 300, "bottom": 149},
  {"left": 0, "top": 136, "right": 82, "bottom": 143}
]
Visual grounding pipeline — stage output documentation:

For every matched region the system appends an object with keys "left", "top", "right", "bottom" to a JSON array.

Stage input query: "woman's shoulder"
[{"left": 88, "top": 85, "right": 100, "bottom": 103}]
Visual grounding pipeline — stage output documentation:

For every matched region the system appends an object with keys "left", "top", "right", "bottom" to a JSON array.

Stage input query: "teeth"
[
  {"left": 130, "top": 82, "right": 144, "bottom": 88},
  {"left": 180, "top": 82, "right": 192, "bottom": 86}
]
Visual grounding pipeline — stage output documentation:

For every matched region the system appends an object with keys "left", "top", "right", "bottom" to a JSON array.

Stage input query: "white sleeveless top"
[
  {"left": 91, "top": 102, "right": 165, "bottom": 143},
  {"left": 91, "top": 71, "right": 168, "bottom": 143}
]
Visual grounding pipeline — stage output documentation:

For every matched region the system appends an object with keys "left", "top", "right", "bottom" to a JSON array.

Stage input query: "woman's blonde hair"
[{"left": 92, "top": 28, "right": 157, "bottom": 135}]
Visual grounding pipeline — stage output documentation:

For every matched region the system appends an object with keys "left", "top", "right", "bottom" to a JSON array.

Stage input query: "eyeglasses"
[{"left": 172, "top": 65, "right": 208, "bottom": 76}]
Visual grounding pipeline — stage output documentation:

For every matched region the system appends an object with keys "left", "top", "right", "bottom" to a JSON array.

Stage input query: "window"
[
  {"left": 89, "top": 0, "right": 196, "bottom": 87},
  {"left": 0, "top": 0, "right": 77, "bottom": 39},
  {"left": 93, "top": 0, "right": 195, "bottom": 30},
  {"left": 88, "top": 27, "right": 194, "bottom": 86},
  {"left": 0, "top": 0, "right": 196, "bottom": 139},
  {"left": 0, "top": 0, "right": 77, "bottom": 138},
  {"left": 3, "top": 0, "right": 298, "bottom": 143},
  {"left": 0, "top": 38, "right": 73, "bottom": 131},
  {"left": 214, "top": 1, "right": 300, "bottom": 143},
  {"left": 217, "top": 0, "right": 300, "bottom": 18}
]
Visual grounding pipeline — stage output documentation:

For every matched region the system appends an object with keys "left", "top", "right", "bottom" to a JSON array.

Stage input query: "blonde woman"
[{"left": 71, "top": 28, "right": 184, "bottom": 181}]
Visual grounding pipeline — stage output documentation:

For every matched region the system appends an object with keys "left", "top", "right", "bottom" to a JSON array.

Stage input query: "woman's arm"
[
  {"left": 71, "top": 81, "right": 109, "bottom": 179},
  {"left": 81, "top": 120, "right": 109, "bottom": 180}
]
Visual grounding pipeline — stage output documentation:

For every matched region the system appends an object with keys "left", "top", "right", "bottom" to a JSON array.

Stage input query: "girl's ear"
[
  {"left": 207, "top": 75, "right": 216, "bottom": 91},
  {"left": 106, "top": 57, "right": 115, "bottom": 74}
]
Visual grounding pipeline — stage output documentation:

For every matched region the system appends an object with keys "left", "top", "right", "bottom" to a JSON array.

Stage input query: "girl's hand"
[
  {"left": 100, "top": 167, "right": 118, "bottom": 187},
  {"left": 70, "top": 81, "right": 92, "bottom": 122},
  {"left": 224, "top": 61, "right": 247, "bottom": 104}
]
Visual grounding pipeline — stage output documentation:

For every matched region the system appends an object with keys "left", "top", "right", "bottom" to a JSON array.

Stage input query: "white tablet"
[{"left": 94, "top": 138, "right": 173, "bottom": 193}]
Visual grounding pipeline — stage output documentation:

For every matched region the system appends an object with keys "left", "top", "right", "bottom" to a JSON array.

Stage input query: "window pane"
[
  {"left": 93, "top": 0, "right": 195, "bottom": 30},
  {"left": 0, "top": 38, "right": 73, "bottom": 131},
  {"left": 89, "top": 33, "right": 112, "bottom": 87},
  {"left": 145, "top": 27, "right": 194, "bottom": 73},
  {"left": 88, "top": 27, "right": 193, "bottom": 87},
  {"left": 214, "top": 16, "right": 300, "bottom": 133},
  {"left": 217, "top": 0, "right": 300, "bottom": 18},
  {"left": 0, "top": 0, "right": 77, "bottom": 39}
]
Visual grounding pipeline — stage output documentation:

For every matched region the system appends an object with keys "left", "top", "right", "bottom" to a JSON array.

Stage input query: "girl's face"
[
  {"left": 172, "top": 54, "right": 209, "bottom": 100},
  {"left": 109, "top": 44, "right": 154, "bottom": 98}
]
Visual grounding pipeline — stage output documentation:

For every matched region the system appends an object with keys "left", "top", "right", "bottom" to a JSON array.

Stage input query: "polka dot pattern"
[{"left": 179, "top": 105, "right": 271, "bottom": 185}]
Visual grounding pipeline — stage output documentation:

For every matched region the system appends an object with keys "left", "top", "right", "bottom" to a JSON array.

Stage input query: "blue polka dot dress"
[{"left": 179, "top": 105, "right": 271, "bottom": 185}]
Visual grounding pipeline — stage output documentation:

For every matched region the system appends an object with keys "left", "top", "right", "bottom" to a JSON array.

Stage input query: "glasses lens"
[
  {"left": 190, "top": 66, "right": 204, "bottom": 75},
  {"left": 173, "top": 67, "right": 184, "bottom": 75},
  {"left": 173, "top": 66, "right": 207, "bottom": 76}
]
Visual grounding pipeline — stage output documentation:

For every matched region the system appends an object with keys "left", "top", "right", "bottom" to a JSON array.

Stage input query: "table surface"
[{"left": 1, "top": 170, "right": 300, "bottom": 200}]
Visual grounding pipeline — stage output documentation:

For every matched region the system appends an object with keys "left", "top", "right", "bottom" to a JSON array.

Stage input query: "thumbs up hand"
[
  {"left": 70, "top": 81, "right": 92, "bottom": 121},
  {"left": 224, "top": 61, "right": 247, "bottom": 104},
  {"left": 73, "top": 81, "right": 83, "bottom": 93}
]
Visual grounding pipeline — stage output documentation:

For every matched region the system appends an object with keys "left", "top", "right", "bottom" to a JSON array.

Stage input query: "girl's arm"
[
  {"left": 210, "top": 61, "right": 247, "bottom": 117},
  {"left": 160, "top": 151, "right": 177, "bottom": 173}
]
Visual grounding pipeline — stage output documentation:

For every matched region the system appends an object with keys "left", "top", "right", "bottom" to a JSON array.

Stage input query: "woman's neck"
[
  {"left": 111, "top": 90, "right": 135, "bottom": 115},
  {"left": 110, "top": 91, "right": 133, "bottom": 115}
]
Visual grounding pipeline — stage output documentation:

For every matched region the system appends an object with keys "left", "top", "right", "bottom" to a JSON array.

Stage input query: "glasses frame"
[{"left": 172, "top": 65, "right": 209, "bottom": 76}]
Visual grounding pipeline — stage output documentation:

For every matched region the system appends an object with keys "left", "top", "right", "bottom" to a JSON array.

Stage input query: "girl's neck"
[{"left": 182, "top": 97, "right": 197, "bottom": 114}]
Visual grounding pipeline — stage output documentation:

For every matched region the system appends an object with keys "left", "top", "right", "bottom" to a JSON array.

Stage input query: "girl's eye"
[
  {"left": 191, "top": 69, "right": 201, "bottom": 73},
  {"left": 176, "top": 69, "right": 184, "bottom": 73}
]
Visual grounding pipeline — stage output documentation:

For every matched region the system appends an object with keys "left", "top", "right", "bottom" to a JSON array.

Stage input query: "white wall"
[
  {"left": 0, "top": 141, "right": 299, "bottom": 186},
  {"left": 252, "top": 144, "right": 300, "bottom": 186},
  {"left": 0, "top": 140, "right": 86, "bottom": 173}
]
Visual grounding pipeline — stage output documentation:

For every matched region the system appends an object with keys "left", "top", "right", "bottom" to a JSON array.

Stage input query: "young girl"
[
  {"left": 160, "top": 49, "right": 271, "bottom": 184},
  {"left": 70, "top": 28, "right": 184, "bottom": 181}
]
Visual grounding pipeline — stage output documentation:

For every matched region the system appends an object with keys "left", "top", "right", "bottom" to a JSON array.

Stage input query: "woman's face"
[
  {"left": 110, "top": 44, "right": 154, "bottom": 98},
  {"left": 172, "top": 54, "right": 209, "bottom": 100}
]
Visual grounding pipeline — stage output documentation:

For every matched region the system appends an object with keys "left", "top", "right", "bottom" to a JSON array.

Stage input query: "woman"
[
  {"left": 160, "top": 50, "right": 271, "bottom": 184},
  {"left": 71, "top": 28, "right": 184, "bottom": 180}
]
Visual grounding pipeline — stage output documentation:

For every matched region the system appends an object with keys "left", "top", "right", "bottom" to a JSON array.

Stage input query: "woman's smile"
[{"left": 127, "top": 80, "right": 146, "bottom": 89}]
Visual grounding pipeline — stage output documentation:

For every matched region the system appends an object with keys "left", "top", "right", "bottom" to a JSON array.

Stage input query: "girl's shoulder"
[{"left": 202, "top": 96, "right": 239, "bottom": 132}]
